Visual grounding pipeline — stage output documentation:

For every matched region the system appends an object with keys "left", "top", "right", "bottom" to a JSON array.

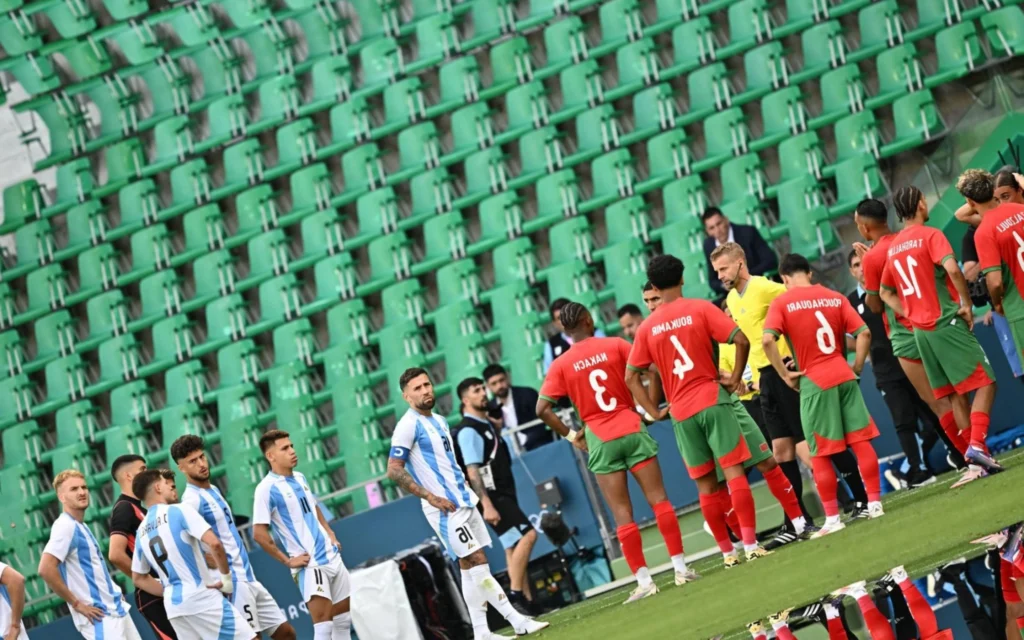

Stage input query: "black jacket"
[
  {"left": 847, "top": 288, "right": 904, "bottom": 385},
  {"left": 704, "top": 223, "right": 779, "bottom": 296},
  {"left": 487, "top": 385, "right": 554, "bottom": 452}
]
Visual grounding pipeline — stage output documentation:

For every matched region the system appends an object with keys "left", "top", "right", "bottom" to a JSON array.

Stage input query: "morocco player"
[
  {"left": 763, "top": 253, "right": 883, "bottom": 536},
  {"left": 625, "top": 255, "right": 770, "bottom": 563},
  {"left": 879, "top": 185, "right": 1001, "bottom": 473},
  {"left": 536, "top": 302, "right": 700, "bottom": 603}
]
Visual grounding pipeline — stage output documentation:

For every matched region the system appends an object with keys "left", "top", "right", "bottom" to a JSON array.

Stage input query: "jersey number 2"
[
  {"left": 588, "top": 369, "right": 617, "bottom": 412},
  {"left": 669, "top": 335, "right": 695, "bottom": 380},
  {"left": 893, "top": 256, "right": 922, "bottom": 299},
  {"left": 814, "top": 310, "right": 837, "bottom": 354}
]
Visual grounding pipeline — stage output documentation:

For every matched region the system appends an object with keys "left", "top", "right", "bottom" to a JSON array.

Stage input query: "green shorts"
[
  {"left": 1006, "top": 316, "right": 1024, "bottom": 364},
  {"left": 715, "top": 395, "right": 773, "bottom": 482},
  {"left": 673, "top": 388, "right": 751, "bottom": 480},
  {"left": 585, "top": 426, "right": 659, "bottom": 475},
  {"left": 889, "top": 329, "right": 920, "bottom": 361},
  {"left": 914, "top": 320, "right": 995, "bottom": 399},
  {"left": 800, "top": 379, "right": 880, "bottom": 456}
]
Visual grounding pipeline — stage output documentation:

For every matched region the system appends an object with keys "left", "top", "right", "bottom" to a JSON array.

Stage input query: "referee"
[
  {"left": 107, "top": 455, "right": 178, "bottom": 639},
  {"left": 452, "top": 377, "right": 538, "bottom": 616}
]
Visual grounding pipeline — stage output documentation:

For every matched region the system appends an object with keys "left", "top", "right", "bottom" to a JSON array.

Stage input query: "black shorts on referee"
[
  {"left": 758, "top": 365, "right": 805, "bottom": 443},
  {"left": 480, "top": 493, "right": 534, "bottom": 550}
]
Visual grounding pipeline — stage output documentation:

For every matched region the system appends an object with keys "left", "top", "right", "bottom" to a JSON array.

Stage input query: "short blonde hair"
[
  {"left": 710, "top": 241, "right": 746, "bottom": 263},
  {"left": 957, "top": 169, "right": 994, "bottom": 203},
  {"left": 53, "top": 469, "right": 85, "bottom": 492}
]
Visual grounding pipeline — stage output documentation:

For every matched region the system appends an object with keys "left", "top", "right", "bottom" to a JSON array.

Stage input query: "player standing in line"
[
  {"left": 252, "top": 431, "right": 352, "bottom": 640},
  {"left": 535, "top": 302, "right": 701, "bottom": 603},
  {"left": 831, "top": 568, "right": 954, "bottom": 640},
  {"left": 625, "top": 255, "right": 772, "bottom": 564},
  {"left": 39, "top": 469, "right": 142, "bottom": 640},
  {"left": 0, "top": 558, "right": 27, "bottom": 640},
  {"left": 387, "top": 368, "right": 549, "bottom": 639},
  {"left": 854, "top": 198, "right": 974, "bottom": 473},
  {"left": 171, "top": 436, "right": 296, "bottom": 640},
  {"left": 763, "top": 254, "right": 883, "bottom": 537},
  {"left": 130, "top": 469, "right": 256, "bottom": 640},
  {"left": 107, "top": 455, "right": 179, "bottom": 640},
  {"left": 878, "top": 186, "right": 1002, "bottom": 475}
]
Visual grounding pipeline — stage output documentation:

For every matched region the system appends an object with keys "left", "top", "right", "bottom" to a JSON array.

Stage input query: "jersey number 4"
[{"left": 669, "top": 335, "right": 695, "bottom": 379}]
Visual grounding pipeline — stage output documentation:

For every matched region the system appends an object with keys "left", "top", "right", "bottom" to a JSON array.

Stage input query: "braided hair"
[
  {"left": 892, "top": 186, "right": 923, "bottom": 221},
  {"left": 558, "top": 301, "right": 589, "bottom": 332}
]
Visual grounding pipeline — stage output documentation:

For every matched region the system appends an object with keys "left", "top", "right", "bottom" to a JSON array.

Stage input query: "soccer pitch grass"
[{"left": 535, "top": 449, "right": 1024, "bottom": 639}]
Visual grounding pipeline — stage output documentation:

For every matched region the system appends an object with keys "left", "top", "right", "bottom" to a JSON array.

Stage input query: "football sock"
[
  {"left": 969, "top": 411, "right": 990, "bottom": 451},
  {"left": 616, "top": 523, "right": 648, "bottom": 578},
  {"left": 778, "top": 459, "right": 812, "bottom": 520},
  {"left": 1016, "top": 616, "right": 1024, "bottom": 639},
  {"left": 750, "top": 633, "right": 767, "bottom": 640},
  {"left": 939, "top": 411, "right": 969, "bottom": 456},
  {"left": 468, "top": 564, "right": 527, "bottom": 627},
  {"left": 716, "top": 487, "right": 741, "bottom": 539},
  {"left": 699, "top": 493, "right": 734, "bottom": 556},
  {"left": 314, "top": 622, "right": 333, "bottom": 640},
  {"left": 771, "top": 622, "right": 797, "bottom": 640},
  {"left": 726, "top": 476, "right": 758, "bottom": 547},
  {"left": 831, "top": 449, "right": 869, "bottom": 504},
  {"left": 653, "top": 501, "right": 685, "bottom": 559},
  {"left": 897, "top": 578, "right": 938, "bottom": 637},
  {"left": 762, "top": 465, "right": 805, "bottom": 528},
  {"left": 810, "top": 455, "right": 840, "bottom": 517},
  {"left": 854, "top": 592, "right": 895, "bottom": 640},
  {"left": 461, "top": 569, "right": 492, "bottom": 638},
  {"left": 825, "top": 603, "right": 849, "bottom": 640},
  {"left": 849, "top": 441, "right": 882, "bottom": 502},
  {"left": 332, "top": 612, "right": 352, "bottom": 640}
]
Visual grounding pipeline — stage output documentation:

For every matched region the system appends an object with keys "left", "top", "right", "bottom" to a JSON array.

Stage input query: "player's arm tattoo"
[
  {"left": 465, "top": 465, "right": 494, "bottom": 507},
  {"left": 386, "top": 458, "right": 430, "bottom": 499}
]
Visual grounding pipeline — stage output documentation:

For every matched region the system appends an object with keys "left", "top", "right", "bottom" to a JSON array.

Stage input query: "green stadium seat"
[
  {"left": 3, "top": 421, "right": 44, "bottom": 466},
  {"left": 699, "top": 108, "right": 750, "bottom": 170},
  {"left": 793, "top": 21, "right": 847, "bottom": 85},
  {"left": 600, "top": 239, "right": 650, "bottom": 306},
  {"left": 549, "top": 217, "right": 595, "bottom": 267},
  {"left": 834, "top": 111, "right": 881, "bottom": 162},
  {"left": 477, "top": 192, "right": 524, "bottom": 252},
  {"left": 908, "top": 0, "right": 963, "bottom": 42},
  {"left": 928, "top": 22, "right": 986, "bottom": 86},
  {"left": 743, "top": 42, "right": 789, "bottom": 100},
  {"left": 869, "top": 44, "right": 925, "bottom": 110},
  {"left": 1, "top": 179, "right": 43, "bottom": 235},
  {"left": 760, "top": 87, "right": 809, "bottom": 147},
  {"left": 436, "top": 261, "right": 482, "bottom": 307},
  {"left": 0, "top": 12, "right": 42, "bottom": 56},
  {"left": 642, "top": 129, "right": 692, "bottom": 191},
  {"left": 590, "top": 150, "right": 637, "bottom": 205},
  {"left": 109, "top": 380, "right": 155, "bottom": 427},
  {"left": 605, "top": 196, "right": 652, "bottom": 244},
  {"left": 0, "top": 330, "right": 24, "bottom": 379},
  {"left": 724, "top": 0, "right": 775, "bottom": 57},
  {"left": 830, "top": 155, "right": 887, "bottom": 216},
  {"left": 660, "top": 175, "right": 709, "bottom": 226},
  {"left": 777, "top": 131, "right": 826, "bottom": 181},
  {"left": 814, "top": 65, "right": 866, "bottom": 129},
  {"left": 31, "top": 311, "right": 76, "bottom": 372},
  {"left": 776, "top": 176, "right": 838, "bottom": 259},
  {"left": 982, "top": 7, "right": 1024, "bottom": 58},
  {"left": 882, "top": 89, "right": 945, "bottom": 156},
  {"left": 687, "top": 63, "right": 732, "bottom": 117},
  {"left": 721, "top": 154, "right": 768, "bottom": 205},
  {"left": 855, "top": 0, "right": 905, "bottom": 63}
]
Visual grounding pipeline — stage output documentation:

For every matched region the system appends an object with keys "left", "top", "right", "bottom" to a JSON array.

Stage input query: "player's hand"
[
  {"left": 958, "top": 304, "right": 974, "bottom": 330},
  {"left": 5, "top": 623, "right": 23, "bottom": 640},
  {"left": 287, "top": 553, "right": 311, "bottom": 569},
  {"left": 852, "top": 242, "right": 870, "bottom": 259},
  {"left": 719, "top": 372, "right": 742, "bottom": 394},
  {"left": 427, "top": 494, "right": 457, "bottom": 513},
  {"left": 982, "top": 310, "right": 993, "bottom": 326},
  {"left": 571, "top": 434, "right": 589, "bottom": 453},
  {"left": 206, "top": 580, "right": 223, "bottom": 592},
  {"left": 482, "top": 503, "right": 502, "bottom": 526},
  {"left": 782, "top": 370, "right": 804, "bottom": 391},
  {"left": 218, "top": 577, "right": 234, "bottom": 596},
  {"left": 329, "top": 535, "right": 342, "bottom": 553},
  {"left": 73, "top": 601, "right": 105, "bottom": 622}
]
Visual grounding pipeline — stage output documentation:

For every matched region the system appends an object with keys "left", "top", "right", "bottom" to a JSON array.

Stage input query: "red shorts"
[{"left": 1003, "top": 558, "right": 1023, "bottom": 604}]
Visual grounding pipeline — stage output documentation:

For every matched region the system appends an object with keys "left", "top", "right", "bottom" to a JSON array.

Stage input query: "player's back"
[
  {"left": 862, "top": 234, "right": 914, "bottom": 336},
  {"left": 390, "top": 409, "right": 476, "bottom": 516},
  {"left": 976, "top": 202, "right": 1024, "bottom": 320},
  {"left": 253, "top": 471, "right": 340, "bottom": 568},
  {"left": 135, "top": 504, "right": 213, "bottom": 614},
  {"left": 765, "top": 285, "right": 863, "bottom": 391},
  {"left": 183, "top": 484, "right": 255, "bottom": 583},
  {"left": 883, "top": 225, "right": 959, "bottom": 330}
]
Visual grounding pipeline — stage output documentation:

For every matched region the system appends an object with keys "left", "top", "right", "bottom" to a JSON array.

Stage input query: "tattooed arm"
[{"left": 387, "top": 458, "right": 456, "bottom": 512}]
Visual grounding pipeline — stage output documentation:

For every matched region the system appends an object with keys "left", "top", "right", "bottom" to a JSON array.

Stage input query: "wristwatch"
[{"left": 566, "top": 429, "right": 580, "bottom": 442}]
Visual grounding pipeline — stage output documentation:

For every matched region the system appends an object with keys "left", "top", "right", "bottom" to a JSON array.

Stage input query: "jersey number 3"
[{"left": 588, "top": 369, "right": 617, "bottom": 412}]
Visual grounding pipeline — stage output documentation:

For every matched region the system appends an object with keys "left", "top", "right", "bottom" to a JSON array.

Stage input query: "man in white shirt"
[
  {"left": 0, "top": 559, "right": 27, "bottom": 640},
  {"left": 38, "top": 470, "right": 140, "bottom": 640}
]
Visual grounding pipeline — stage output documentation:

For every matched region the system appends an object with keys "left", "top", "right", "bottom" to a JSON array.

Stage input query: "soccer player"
[
  {"left": 39, "top": 469, "right": 141, "bottom": 640},
  {"left": 617, "top": 303, "right": 645, "bottom": 341},
  {"left": 107, "top": 455, "right": 178, "bottom": 640},
  {"left": 625, "top": 254, "right": 771, "bottom": 563},
  {"left": 763, "top": 253, "right": 883, "bottom": 536},
  {"left": 641, "top": 281, "right": 661, "bottom": 313},
  {"left": 388, "top": 369, "right": 549, "bottom": 639},
  {"left": 879, "top": 185, "right": 1001, "bottom": 474},
  {"left": 171, "top": 435, "right": 296, "bottom": 640},
  {"left": 854, "top": 198, "right": 974, "bottom": 474},
  {"left": 252, "top": 430, "right": 352, "bottom": 640},
  {"left": 130, "top": 469, "right": 255, "bottom": 640},
  {"left": 535, "top": 302, "right": 700, "bottom": 603},
  {"left": 712, "top": 243, "right": 871, "bottom": 522},
  {"left": 0, "top": 558, "right": 27, "bottom": 640}
]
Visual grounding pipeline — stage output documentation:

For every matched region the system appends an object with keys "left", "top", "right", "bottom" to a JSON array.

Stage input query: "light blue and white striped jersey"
[
  {"left": 0, "top": 561, "right": 28, "bottom": 637},
  {"left": 389, "top": 409, "right": 477, "bottom": 516},
  {"left": 252, "top": 470, "right": 339, "bottom": 571},
  {"left": 132, "top": 503, "right": 218, "bottom": 618},
  {"left": 182, "top": 484, "right": 256, "bottom": 584},
  {"left": 44, "top": 513, "right": 128, "bottom": 627}
]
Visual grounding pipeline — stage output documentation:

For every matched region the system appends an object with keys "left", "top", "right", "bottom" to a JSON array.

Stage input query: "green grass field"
[{"left": 532, "top": 449, "right": 1024, "bottom": 639}]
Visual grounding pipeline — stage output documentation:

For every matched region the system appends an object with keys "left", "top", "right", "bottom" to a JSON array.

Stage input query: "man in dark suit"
[
  {"left": 482, "top": 364, "right": 553, "bottom": 451},
  {"left": 702, "top": 207, "right": 778, "bottom": 298}
]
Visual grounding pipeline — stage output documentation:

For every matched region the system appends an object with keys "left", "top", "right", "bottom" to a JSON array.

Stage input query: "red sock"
[
  {"left": 1016, "top": 616, "right": 1024, "bottom": 638},
  {"left": 898, "top": 579, "right": 938, "bottom": 637},
  {"left": 849, "top": 441, "right": 881, "bottom": 502},
  {"left": 699, "top": 493, "right": 733, "bottom": 555},
  {"left": 939, "top": 411, "right": 969, "bottom": 456},
  {"left": 652, "top": 501, "right": 683, "bottom": 557},
  {"left": 857, "top": 594, "right": 896, "bottom": 640},
  {"left": 717, "top": 486, "right": 741, "bottom": 539},
  {"left": 615, "top": 522, "right": 646, "bottom": 575},
  {"left": 752, "top": 635, "right": 768, "bottom": 640},
  {"left": 726, "top": 476, "right": 757, "bottom": 546},
  {"left": 811, "top": 455, "right": 840, "bottom": 517},
  {"left": 762, "top": 464, "right": 804, "bottom": 522},
  {"left": 773, "top": 625, "right": 797, "bottom": 640},
  {"left": 969, "top": 411, "right": 990, "bottom": 451},
  {"left": 826, "top": 616, "right": 849, "bottom": 640}
]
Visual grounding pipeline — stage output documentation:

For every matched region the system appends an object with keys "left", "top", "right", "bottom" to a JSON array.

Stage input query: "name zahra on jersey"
[
  {"left": 887, "top": 238, "right": 923, "bottom": 256},
  {"left": 650, "top": 315, "right": 694, "bottom": 335},
  {"left": 571, "top": 351, "right": 609, "bottom": 372},
  {"left": 785, "top": 298, "right": 843, "bottom": 313},
  {"left": 996, "top": 212, "right": 1024, "bottom": 233}
]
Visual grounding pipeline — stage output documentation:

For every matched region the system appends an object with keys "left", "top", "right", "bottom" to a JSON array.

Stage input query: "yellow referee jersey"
[
  {"left": 725, "top": 275, "right": 791, "bottom": 371},
  {"left": 719, "top": 342, "right": 758, "bottom": 401}
]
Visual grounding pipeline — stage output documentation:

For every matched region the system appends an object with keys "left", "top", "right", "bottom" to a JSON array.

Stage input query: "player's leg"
[
  {"left": 767, "top": 611, "right": 797, "bottom": 640},
  {"left": 629, "top": 452, "right": 699, "bottom": 584},
  {"left": 118, "top": 614, "right": 146, "bottom": 640},
  {"left": 138, "top": 599, "right": 177, "bottom": 640},
  {"left": 675, "top": 412, "right": 736, "bottom": 563},
  {"left": 489, "top": 495, "right": 536, "bottom": 609},
  {"left": 460, "top": 546, "right": 547, "bottom": 635},
  {"left": 899, "top": 356, "right": 968, "bottom": 455},
  {"left": 241, "top": 580, "right": 295, "bottom": 640},
  {"left": 824, "top": 600, "right": 849, "bottom": 640},
  {"left": 878, "top": 378, "right": 930, "bottom": 483},
  {"left": 799, "top": 383, "right": 846, "bottom": 535},
  {"left": 837, "top": 381, "right": 883, "bottom": 516},
  {"left": 704, "top": 398, "right": 762, "bottom": 557},
  {"left": 595, "top": 469, "right": 656, "bottom": 594},
  {"left": 323, "top": 557, "right": 352, "bottom": 640},
  {"left": 888, "top": 566, "right": 940, "bottom": 637},
  {"left": 847, "top": 583, "right": 896, "bottom": 640},
  {"left": 759, "top": 366, "right": 807, "bottom": 509}
]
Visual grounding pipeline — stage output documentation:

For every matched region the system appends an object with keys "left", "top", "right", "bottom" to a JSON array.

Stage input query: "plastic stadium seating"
[{"left": 0, "top": 0, "right": 1018, "bottom": 624}]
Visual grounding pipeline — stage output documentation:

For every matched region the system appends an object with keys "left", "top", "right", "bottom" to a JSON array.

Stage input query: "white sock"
[
  {"left": 824, "top": 515, "right": 842, "bottom": 527},
  {"left": 723, "top": 550, "right": 738, "bottom": 560},
  {"left": 461, "top": 569, "right": 491, "bottom": 638},
  {"left": 733, "top": 542, "right": 744, "bottom": 554},
  {"left": 670, "top": 553, "right": 688, "bottom": 574},
  {"left": 744, "top": 543, "right": 759, "bottom": 553},
  {"left": 772, "top": 621, "right": 789, "bottom": 632},
  {"left": 635, "top": 566, "right": 653, "bottom": 588},
  {"left": 314, "top": 621, "right": 333, "bottom": 640},
  {"left": 849, "top": 586, "right": 868, "bottom": 600},
  {"left": 468, "top": 564, "right": 526, "bottom": 627},
  {"left": 868, "top": 500, "right": 882, "bottom": 510},
  {"left": 791, "top": 516, "right": 806, "bottom": 534},
  {"left": 332, "top": 612, "right": 352, "bottom": 640},
  {"left": 825, "top": 603, "right": 840, "bottom": 619}
]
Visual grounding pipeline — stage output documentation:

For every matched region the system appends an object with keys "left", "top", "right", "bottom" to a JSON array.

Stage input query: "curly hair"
[{"left": 956, "top": 169, "right": 994, "bottom": 203}]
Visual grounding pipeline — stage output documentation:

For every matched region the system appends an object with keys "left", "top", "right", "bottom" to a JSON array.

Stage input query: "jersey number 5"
[
  {"left": 893, "top": 256, "right": 922, "bottom": 299},
  {"left": 669, "top": 335, "right": 695, "bottom": 380},
  {"left": 588, "top": 369, "right": 617, "bottom": 412},
  {"left": 814, "top": 310, "right": 837, "bottom": 354}
]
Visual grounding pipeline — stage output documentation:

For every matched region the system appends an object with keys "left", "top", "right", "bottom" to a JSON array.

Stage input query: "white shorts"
[
  {"left": 296, "top": 554, "right": 351, "bottom": 604},
  {"left": 75, "top": 614, "right": 143, "bottom": 640},
  {"left": 169, "top": 594, "right": 255, "bottom": 640},
  {"left": 426, "top": 507, "right": 491, "bottom": 559},
  {"left": 231, "top": 580, "right": 288, "bottom": 633}
]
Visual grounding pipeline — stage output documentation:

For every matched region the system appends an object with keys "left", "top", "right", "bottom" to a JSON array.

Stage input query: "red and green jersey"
[
  {"left": 880, "top": 225, "right": 960, "bottom": 331},
  {"left": 861, "top": 233, "right": 914, "bottom": 341},
  {"left": 539, "top": 336, "right": 642, "bottom": 442},
  {"left": 975, "top": 202, "right": 1024, "bottom": 322},
  {"left": 764, "top": 284, "right": 867, "bottom": 391},
  {"left": 627, "top": 297, "right": 741, "bottom": 422}
]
